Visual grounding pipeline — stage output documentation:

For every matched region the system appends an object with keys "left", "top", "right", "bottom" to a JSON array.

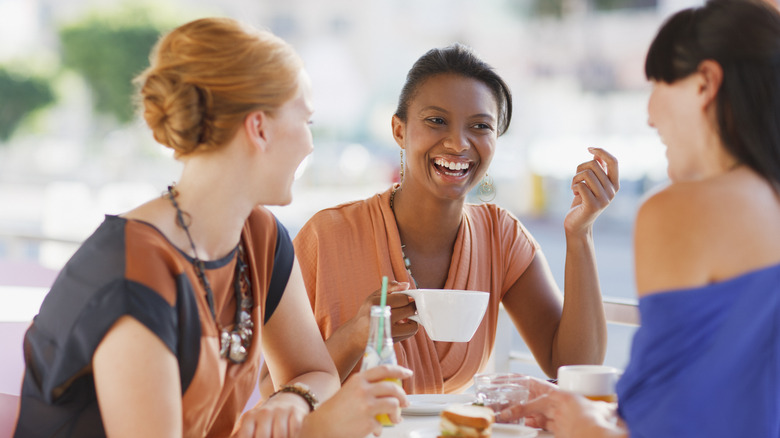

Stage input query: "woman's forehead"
[{"left": 410, "top": 74, "right": 498, "bottom": 114}]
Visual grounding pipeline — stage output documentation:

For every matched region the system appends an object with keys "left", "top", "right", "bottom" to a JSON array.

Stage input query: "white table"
[{"left": 376, "top": 414, "right": 553, "bottom": 438}]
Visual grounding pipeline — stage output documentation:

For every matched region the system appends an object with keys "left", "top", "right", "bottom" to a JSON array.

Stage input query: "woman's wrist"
[
  {"left": 564, "top": 225, "right": 594, "bottom": 245},
  {"left": 269, "top": 382, "right": 319, "bottom": 412}
]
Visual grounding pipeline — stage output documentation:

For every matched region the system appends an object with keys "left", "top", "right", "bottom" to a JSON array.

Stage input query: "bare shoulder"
[
  {"left": 121, "top": 197, "right": 171, "bottom": 229},
  {"left": 635, "top": 169, "right": 780, "bottom": 296},
  {"left": 634, "top": 181, "right": 709, "bottom": 249}
]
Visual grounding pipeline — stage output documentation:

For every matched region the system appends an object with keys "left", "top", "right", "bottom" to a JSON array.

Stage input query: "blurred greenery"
[
  {"left": 531, "top": 0, "right": 565, "bottom": 18},
  {"left": 523, "top": 0, "right": 657, "bottom": 18},
  {"left": 593, "top": 0, "right": 657, "bottom": 10},
  {"left": 59, "top": 9, "right": 164, "bottom": 123},
  {"left": 0, "top": 69, "right": 55, "bottom": 142}
]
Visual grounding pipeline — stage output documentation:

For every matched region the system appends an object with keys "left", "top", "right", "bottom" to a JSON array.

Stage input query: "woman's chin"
[{"left": 258, "top": 193, "right": 293, "bottom": 207}]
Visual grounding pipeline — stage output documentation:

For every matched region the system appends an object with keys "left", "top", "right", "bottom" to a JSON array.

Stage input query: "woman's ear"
[
  {"left": 244, "top": 111, "right": 268, "bottom": 151},
  {"left": 697, "top": 59, "right": 723, "bottom": 108},
  {"left": 391, "top": 114, "right": 406, "bottom": 148}
]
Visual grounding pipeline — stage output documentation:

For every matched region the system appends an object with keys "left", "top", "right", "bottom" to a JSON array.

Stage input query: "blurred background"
[{"left": 2, "top": 0, "right": 758, "bottom": 377}]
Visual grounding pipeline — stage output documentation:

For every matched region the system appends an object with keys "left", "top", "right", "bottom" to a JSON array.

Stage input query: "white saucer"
[
  {"left": 408, "top": 424, "right": 538, "bottom": 438},
  {"left": 401, "top": 394, "right": 475, "bottom": 416}
]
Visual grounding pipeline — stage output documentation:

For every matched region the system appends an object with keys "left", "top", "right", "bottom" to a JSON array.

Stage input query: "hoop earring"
[
  {"left": 478, "top": 173, "right": 496, "bottom": 202},
  {"left": 399, "top": 149, "right": 405, "bottom": 184}
]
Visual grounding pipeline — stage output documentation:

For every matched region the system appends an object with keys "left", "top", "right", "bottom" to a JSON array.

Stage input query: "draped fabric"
[
  {"left": 15, "top": 207, "right": 294, "bottom": 437},
  {"left": 616, "top": 263, "right": 780, "bottom": 438},
  {"left": 294, "top": 186, "right": 538, "bottom": 394}
]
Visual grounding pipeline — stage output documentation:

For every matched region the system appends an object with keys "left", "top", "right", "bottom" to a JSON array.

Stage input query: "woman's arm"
[
  {"left": 299, "top": 365, "right": 412, "bottom": 438},
  {"left": 502, "top": 148, "right": 617, "bottom": 376},
  {"left": 93, "top": 316, "right": 183, "bottom": 438},
  {"left": 235, "top": 259, "right": 341, "bottom": 437},
  {"left": 259, "top": 280, "right": 415, "bottom": 389}
]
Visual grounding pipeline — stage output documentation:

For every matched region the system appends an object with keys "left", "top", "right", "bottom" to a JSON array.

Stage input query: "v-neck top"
[
  {"left": 15, "top": 206, "right": 294, "bottom": 437},
  {"left": 294, "top": 186, "right": 539, "bottom": 394}
]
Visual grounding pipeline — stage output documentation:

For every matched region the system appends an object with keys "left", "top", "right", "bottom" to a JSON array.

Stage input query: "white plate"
[
  {"left": 401, "top": 394, "right": 476, "bottom": 416},
  {"left": 408, "top": 425, "right": 538, "bottom": 438}
]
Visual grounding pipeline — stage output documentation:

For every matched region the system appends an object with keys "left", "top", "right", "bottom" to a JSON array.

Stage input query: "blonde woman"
[{"left": 14, "top": 18, "right": 408, "bottom": 438}]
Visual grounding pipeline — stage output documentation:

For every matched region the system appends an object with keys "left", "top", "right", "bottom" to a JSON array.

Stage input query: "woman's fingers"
[
  {"left": 572, "top": 170, "right": 608, "bottom": 209},
  {"left": 389, "top": 300, "right": 417, "bottom": 320},
  {"left": 386, "top": 292, "right": 413, "bottom": 310},
  {"left": 367, "top": 281, "right": 410, "bottom": 305},
  {"left": 588, "top": 147, "right": 620, "bottom": 189},
  {"left": 362, "top": 364, "right": 413, "bottom": 384},
  {"left": 391, "top": 322, "right": 419, "bottom": 343},
  {"left": 574, "top": 160, "right": 617, "bottom": 201}
]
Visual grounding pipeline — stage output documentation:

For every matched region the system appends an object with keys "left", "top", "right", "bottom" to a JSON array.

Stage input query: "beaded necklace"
[
  {"left": 389, "top": 186, "right": 418, "bottom": 288},
  {"left": 166, "top": 185, "right": 253, "bottom": 363}
]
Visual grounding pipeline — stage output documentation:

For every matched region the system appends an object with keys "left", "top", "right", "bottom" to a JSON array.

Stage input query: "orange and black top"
[{"left": 15, "top": 207, "right": 293, "bottom": 437}]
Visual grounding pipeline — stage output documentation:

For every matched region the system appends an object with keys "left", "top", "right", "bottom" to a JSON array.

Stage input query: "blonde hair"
[{"left": 135, "top": 17, "right": 303, "bottom": 156}]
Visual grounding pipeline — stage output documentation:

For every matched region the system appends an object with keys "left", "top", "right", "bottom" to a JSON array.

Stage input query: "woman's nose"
[{"left": 443, "top": 128, "right": 470, "bottom": 152}]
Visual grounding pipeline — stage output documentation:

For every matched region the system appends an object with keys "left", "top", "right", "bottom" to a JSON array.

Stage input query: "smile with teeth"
[{"left": 433, "top": 157, "right": 471, "bottom": 177}]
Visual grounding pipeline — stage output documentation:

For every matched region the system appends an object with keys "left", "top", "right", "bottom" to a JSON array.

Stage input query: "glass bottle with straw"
[{"left": 360, "top": 276, "right": 402, "bottom": 426}]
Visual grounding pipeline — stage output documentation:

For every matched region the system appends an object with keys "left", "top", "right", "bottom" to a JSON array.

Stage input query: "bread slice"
[{"left": 438, "top": 404, "right": 495, "bottom": 437}]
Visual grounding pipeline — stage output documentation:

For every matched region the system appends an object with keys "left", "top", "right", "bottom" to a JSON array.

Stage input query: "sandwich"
[{"left": 438, "top": 403, "right": 495, "bottom": 437}]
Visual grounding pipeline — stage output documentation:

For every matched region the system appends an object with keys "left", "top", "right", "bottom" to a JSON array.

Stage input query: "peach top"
[
  {"left": 294, "top": 187, "right": 538, "bottom": 394},
  {"left": 16, "top": 207, "right": 293, "bottom": 437}
]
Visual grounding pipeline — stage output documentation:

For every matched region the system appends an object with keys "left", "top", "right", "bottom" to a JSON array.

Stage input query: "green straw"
[{"left": 377, "top": 276, "right": 388, "bottom": 354}]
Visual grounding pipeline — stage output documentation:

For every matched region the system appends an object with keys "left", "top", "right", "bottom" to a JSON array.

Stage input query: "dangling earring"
[
  {"left": 478, "top": 173, "right": 496, "bottom": 202},
  {"left": 399, "top": 149, "right": 405, "bottom": 184}
]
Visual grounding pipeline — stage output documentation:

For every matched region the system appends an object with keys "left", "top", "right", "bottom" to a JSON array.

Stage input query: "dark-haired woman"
[
  {"left": 508, "top": 1, "right": 780, "bottom": 437},
  {"left": 283, "top": 43, "right": 619, "bottom": 394},
  {"left": 14, "top": 18, "right": 410, "bottom": 438}
]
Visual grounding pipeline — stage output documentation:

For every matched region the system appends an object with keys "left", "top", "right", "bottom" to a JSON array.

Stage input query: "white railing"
[{"left": 490, "top": 298, "right": 639, "bottom": 376}]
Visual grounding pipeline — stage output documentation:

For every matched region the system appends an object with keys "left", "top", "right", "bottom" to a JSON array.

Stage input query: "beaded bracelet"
[{"left": 269, "top": 382, "right": 319, "bottom": 412}]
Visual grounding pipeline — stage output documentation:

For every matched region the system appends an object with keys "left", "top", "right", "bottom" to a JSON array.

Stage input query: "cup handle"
[{"left": 393, "top": 290, "right": 422, "bottom": 327}]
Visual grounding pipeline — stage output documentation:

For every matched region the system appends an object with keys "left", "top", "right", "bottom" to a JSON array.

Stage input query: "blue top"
[{"left": 616, "top": 263, "right": 780, "bottom": 438}]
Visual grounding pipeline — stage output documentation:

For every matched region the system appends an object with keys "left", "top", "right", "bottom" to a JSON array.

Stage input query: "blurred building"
[{"left": 1, "top": 0, "right": 703, "bottom": 286}]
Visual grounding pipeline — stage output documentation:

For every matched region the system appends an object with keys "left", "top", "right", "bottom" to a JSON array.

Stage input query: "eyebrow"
[{"left": 420, "top": 106, "right": 496, "bottom": 121}]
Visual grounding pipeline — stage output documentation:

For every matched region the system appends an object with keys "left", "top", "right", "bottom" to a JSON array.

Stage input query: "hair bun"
[{"left": 140, "top": 72, "right": 210, "bottom": 154}]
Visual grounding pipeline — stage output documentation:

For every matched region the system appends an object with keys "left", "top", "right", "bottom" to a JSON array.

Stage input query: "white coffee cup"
[
  {"left": 395, "top": 289, "right": 489, "bottom": 342},
  {"left": 557, "top": 365, "right": 620, "bottom": 402}
]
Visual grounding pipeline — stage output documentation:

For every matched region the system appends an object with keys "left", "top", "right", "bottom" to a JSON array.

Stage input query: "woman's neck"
[
  {"left": 172, "top": 152, "right": 255, "bottom": 260},
  {"left": 391, "top": 183, "right": 464, "bottom": 254},
  {"left": 122, "top": 141, "right": 256, "bottom": 261}
]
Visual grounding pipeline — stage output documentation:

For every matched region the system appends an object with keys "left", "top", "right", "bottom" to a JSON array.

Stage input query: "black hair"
[
  {"left": 645, "top": 0, "right": 780, "bottom": 190},
  {"left": 395, "top": 43, "right": 513, "bottom": 136}
]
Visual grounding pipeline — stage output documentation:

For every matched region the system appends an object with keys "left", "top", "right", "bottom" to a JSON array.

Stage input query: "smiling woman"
[
  {"left": 263, "top": 43, "right": 620, "bottom": 395},
  {"left": 12, "top": 17, "right": 413, "bottom": 438},
  {"left": 393, "top": 73, "right": 498, "bottom": 206}
]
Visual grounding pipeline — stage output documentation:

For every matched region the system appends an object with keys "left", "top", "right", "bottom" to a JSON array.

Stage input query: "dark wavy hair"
[
  {"left": 395, "top": 43, "right": 513, "bottom": 136},
  {"left": 645, "top": 0, "right": 780, "bottom": 190}
]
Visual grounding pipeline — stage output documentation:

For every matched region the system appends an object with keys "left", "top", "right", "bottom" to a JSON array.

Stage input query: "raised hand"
[{"left": 564, "top": 147, "right": 619, "bottom": 236}]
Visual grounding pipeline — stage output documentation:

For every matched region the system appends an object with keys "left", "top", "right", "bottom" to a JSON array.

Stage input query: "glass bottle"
[{"left": 360, "top": 305, "right": 401, "bottom": 426}]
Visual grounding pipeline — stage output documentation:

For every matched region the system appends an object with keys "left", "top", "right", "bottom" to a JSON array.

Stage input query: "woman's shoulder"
[
  {"left": 635, "top": 169, "right": 780, "bottom": 295},
  {"left": 299, "top": 194, "right": 384, "bottom": 233},
  {"left": 464, "top": 202, "right": 521, "bottom": 224},
  {"left": 638, "top": 168, "right": 777, "bottom": 231},
  {"left": 464, "top": 202, "right": 538, "bottom": 249}
]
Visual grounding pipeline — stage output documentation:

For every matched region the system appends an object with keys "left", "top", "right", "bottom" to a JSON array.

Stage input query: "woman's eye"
[
  {"left": 427, "top": 117, "right": 445, "bottom": 125},
  {"left": 474, "top": 123, "right": 493, "bottom": 130}
]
